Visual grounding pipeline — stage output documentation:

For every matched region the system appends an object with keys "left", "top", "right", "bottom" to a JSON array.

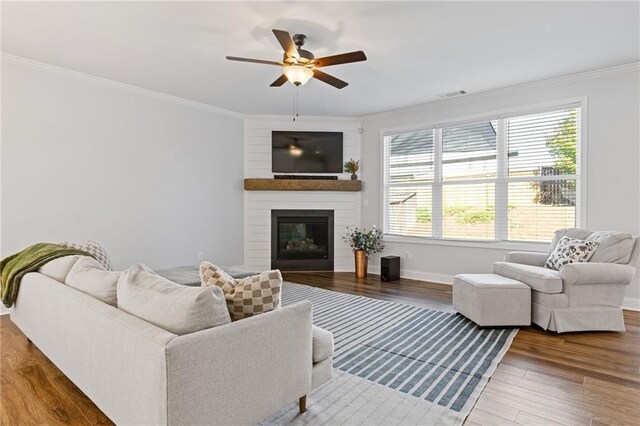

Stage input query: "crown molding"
[
  {"left": 1, "top": 53, "right": 244, "bottom": 120},
  {"left": 4, "top": 52, "right": 638, "bottom": 123},
  {"left": 360, "top": 62, "right": 640, "bottom": 121}
]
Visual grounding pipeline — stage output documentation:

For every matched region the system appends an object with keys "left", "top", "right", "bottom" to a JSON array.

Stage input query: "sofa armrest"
[
  {"left": 560, "top": 262, "right": 636, "bottom": 286},
  {"left": 165, "top": 301, "right": 313, "bottom": 425},
  {"left": 504, "top": 251, "right": 548, "bottom": 267}
]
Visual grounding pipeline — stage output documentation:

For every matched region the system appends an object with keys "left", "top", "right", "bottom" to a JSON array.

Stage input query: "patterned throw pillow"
[
  {"left": 59, "top": 240, "right": 112, "bottom": 270},
  {"left": 200, "top": 262, "right": 282, "bottom": 321},
  {"left": 545, "top": 236, "right": 599, "bottom": 271}
]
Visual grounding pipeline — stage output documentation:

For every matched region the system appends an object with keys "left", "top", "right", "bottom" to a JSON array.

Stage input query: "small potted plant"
[
  {"left": 344, "top": 159, "right": 360, "bottom": 180},
  {"left": 342, "top": 226, "right": 384, "bottom": 278}
]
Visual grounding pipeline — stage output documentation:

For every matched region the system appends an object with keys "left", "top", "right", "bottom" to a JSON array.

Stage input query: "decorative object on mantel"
[
  {"left": 344, "top": 158, "right": 360, "bottom": 181},
  {"left": 342, "top": 226, "right": 384, "bottom": 278}
]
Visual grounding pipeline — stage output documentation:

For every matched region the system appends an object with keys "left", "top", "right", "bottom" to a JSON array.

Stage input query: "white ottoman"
[{"left": 453, "top": 273, "right": 531, "bottom": 326}]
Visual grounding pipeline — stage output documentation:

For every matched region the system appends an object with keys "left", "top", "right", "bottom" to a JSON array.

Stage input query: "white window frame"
[{"left": 380, "top": 97, "right": 588, "bottom": 251}]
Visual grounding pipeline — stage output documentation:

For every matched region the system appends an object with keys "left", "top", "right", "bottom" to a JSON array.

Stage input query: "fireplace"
[{"left": 271, "top": 210, "right": 334, "bottom": 271}]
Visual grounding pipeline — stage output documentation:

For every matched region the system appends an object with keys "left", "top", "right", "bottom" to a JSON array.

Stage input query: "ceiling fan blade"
[
  {"left": 272, "top": 29, "right": 299, "bottom": 59},
  {"left": 313, "top": 51, "right": 367, "bottom": 67},
  {"left": 313, "top": 69, "right": 348, "bottom": 89},
  {"left": 270, "top": 75, "right": 289, "bottom": 87},
  {"left": 226, "top": 56, "right": 282, "bottom": 66}
]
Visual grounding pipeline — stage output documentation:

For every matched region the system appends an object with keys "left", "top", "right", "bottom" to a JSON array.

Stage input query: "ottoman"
[{"left": 453, "top": 273, "right": 531, "bottom": 326}]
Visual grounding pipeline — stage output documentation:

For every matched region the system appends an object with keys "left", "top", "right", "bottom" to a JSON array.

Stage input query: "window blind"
[
  {"left": 383, "top": 105, "right": 580, "bottom": 243},
  {"left": 503, "top": 108, "right": 578, "bottom": 242}
]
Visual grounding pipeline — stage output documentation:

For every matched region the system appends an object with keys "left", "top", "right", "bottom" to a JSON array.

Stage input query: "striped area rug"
[{"left": 263, "top": 282, "right": 518, "bottom": 425}]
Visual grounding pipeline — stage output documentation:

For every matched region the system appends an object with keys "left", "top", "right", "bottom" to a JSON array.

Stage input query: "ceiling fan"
[{"left": 226, "top": 29, "right": 367, "bottom": 89}]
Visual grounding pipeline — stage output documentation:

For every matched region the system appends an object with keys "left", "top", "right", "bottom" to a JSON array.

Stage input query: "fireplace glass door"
[
  {"left": 271, "top": 209, "right": 334, "bottom": 270},
  {"left": 277, "top": 217, "right": 329, "bottom": 260}
]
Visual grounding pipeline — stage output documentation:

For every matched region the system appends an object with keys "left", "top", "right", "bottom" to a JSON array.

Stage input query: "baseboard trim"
[
  {"left": 623, "top": 297, "right": 640, "bottom": 312},
  {"left": 368, "top": 264, "right": 454, "bottom": 285}
]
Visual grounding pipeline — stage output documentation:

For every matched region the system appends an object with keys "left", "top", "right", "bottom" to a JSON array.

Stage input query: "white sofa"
[{"left": 11, "top": 270, "right": 334, "bottom": 425}]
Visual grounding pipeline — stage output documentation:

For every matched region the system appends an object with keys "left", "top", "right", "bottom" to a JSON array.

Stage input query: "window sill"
[{"left": 382, "top": 234, "right": 550, "bottom": 252}]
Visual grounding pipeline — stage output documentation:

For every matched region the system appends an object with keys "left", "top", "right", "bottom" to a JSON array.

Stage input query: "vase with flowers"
[
  {"left": 344, "top": 159, "right": 360, "bottom": 181},
  {"left": 342, "top": 226, "right": 384, "bottom": 278}
]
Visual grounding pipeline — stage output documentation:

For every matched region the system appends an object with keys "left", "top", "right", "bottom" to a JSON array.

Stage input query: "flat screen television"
[{"left": 272, "top": 131, "right": 343, "bottom": 173}]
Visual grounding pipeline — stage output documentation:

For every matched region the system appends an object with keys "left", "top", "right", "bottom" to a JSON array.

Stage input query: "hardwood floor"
[
  {"left": 283, "top": 273, "right": 640, "bottom": 426},
  {"left": 1, "top": 272, "right": 639, "bottom": 425}
]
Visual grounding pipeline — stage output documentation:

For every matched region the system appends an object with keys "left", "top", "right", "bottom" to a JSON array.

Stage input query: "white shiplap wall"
[{"left": 244, "top": 116, "right": 362, "bottom": 272}]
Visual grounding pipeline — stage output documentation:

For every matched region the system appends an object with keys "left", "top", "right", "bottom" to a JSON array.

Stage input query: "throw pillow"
[
  {"left": 545, "top": 236, "right": 599, "bottom": 270},
  {"left": 548, "top": 228, "right": 592, "bottom": 255},
  {"left": 59, "top": 240, "right": 112, "bottom": 270},
  {"left": 200, "top": 262, "right": 282, "bottom": 321},
  {"left": 118, "top": 264, "right": 231, "bottom": 335},
  {"left": 199, "top": 262, "right": 237, "bottom": 294},
  {"left": 65, "top": 256, "right": 121, "bottom": 306}
]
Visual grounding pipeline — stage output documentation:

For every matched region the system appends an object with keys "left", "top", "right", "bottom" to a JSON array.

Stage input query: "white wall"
[
  {"left": 1, "top": 57, "right": 245, "bottom": 272},
  {"left": 3, "top": 55, "right": 638, "bottom": 309},
  {"left": 243, "top": 116, "right": 362, "bottom": 272},
  {"left": 360, "top": 65, "right": 640, "bottom": 308}
]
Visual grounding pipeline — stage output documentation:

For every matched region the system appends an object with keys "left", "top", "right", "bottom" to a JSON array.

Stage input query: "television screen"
[{"left": 272, "top": 131, "right": 343, "bottom": 173}]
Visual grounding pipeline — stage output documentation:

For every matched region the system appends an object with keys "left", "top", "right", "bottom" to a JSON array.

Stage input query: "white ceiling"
[{"left": 2, "top": 1, "right": 639, "bottom": 117}]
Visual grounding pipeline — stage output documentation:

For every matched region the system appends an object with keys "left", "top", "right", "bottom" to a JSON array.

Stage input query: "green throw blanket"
[{"left": 1, "top": 243, "right": 92, "bottom": 308}]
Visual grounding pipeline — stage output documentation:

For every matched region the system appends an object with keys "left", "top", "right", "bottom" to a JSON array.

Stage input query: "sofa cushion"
[
  {"left": 493, "top": 261, "right": 563, "bottom": 293},
  {"left": 118, "top": 264, "right": 230, "bottom": 335},
  {"left": 312, "top": 326, "right": 334, "bottom": 363},
  {"left": 545, "top": 236, "right": 599, "bottom": 271},
  {"left": 200, "top": 262, "right": 282, "bottom": 321},
  {"left": 65, "top": 256, "right": 121, "bottom": 306},
  {"left": 59, "top": 240, "right": 112, "bottom": 270},
  {"left": 586, "top": 231, "right": 634, "bottom": 264},
  {"left": 38, "top": 255, "right": 82, "bottom": 282}
]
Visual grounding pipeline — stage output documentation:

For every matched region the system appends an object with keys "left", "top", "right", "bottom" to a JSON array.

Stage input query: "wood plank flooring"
[
  {"left": 283, "top": 272, "right": 640, "bottom": 426},
  {"left": 1, "top": 271, "right": 639, "bottom": 425}
]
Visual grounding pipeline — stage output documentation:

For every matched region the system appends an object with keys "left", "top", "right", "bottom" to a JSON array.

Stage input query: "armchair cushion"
[
  {"left": 549, "top": 228, "right": 634, "bottom": 264},
  {"left": 586, "top": 231, "right": 634, "bottom": 264},
  {"left": 559, "top": 262, "right": 636, "bottom": 286},
  {"left": 504, "top": 251, "right": 547, "bottom": 267},
  {"left": 493, "top": 262, "right": 562, "bottom": 293}
]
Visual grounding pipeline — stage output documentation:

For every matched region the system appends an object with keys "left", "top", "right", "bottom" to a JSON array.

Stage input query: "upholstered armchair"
[{"left": 492, "top": 229, "right": 639, "bottom": 333}]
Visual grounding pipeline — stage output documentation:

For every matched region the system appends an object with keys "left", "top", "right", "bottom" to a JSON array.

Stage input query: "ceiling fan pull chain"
[
  {"left": 293, "top": 85, "right": 296, "bottom": 122},
  {"left": 296, "top": 85, "right": 300, "bottom": 118}
]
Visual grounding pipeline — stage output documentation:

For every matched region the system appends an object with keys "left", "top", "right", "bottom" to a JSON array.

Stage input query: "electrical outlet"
[
  {"left": 197, "top": 252, "right": 204, "bottom": 261},
  {"left": 405, "top": 251, "right": 412, "bottom": 260}
]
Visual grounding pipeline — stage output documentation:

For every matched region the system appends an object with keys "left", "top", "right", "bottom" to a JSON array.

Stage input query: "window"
[{"left": 383, "top": 105, "right": 581, "bottom": 243}]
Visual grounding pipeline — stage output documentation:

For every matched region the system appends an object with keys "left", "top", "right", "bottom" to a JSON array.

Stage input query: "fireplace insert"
[{"left": 271, "top": 210, "right": 334, "bottom": 271}]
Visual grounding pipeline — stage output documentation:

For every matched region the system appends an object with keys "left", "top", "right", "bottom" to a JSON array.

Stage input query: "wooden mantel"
[{"left": 244, "top": 178, "right": 361, "bottom": 192}]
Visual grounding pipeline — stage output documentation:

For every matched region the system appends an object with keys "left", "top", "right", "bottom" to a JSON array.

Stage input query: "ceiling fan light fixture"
[
  {"left": 289, "top": 144, "right": 303, "bottom": 156},
  {"left": 283, "top": 65, "right": 313, "bottom": 86}
]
